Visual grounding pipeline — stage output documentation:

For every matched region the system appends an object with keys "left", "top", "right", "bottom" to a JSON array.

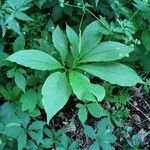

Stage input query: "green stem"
[
  {"left": 65, "top": 3, "right": 101, "bottom": 22},
  {"left": 65, "top": 3, "right": 84, "bottom": 9},
  {"left": 129, "top": 9, "right": 139, "bottom": 21},
  {"left": 72, "top": 13, "right": 85, "bottom": 69}
]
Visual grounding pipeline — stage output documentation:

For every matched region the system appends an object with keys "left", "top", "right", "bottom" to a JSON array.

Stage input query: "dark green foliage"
[{"left": 84, "top": 118, "right": 117, "bottom": 150}]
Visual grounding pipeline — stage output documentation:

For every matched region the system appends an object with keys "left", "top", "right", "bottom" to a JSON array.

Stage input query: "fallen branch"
[{"left": 129, "top": 102, "right": 150, "bottom": 122}]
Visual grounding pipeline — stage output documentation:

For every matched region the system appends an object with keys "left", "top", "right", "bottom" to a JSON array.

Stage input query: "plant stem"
[
  {"left": 72, "top": 13, "right": 84, "bottom": 69},
  {"left": 129, "top": 9, "right": 139, "bottom": 21},
  {"left": 65, "top": 3, "right": 84, "bottom": 9}
]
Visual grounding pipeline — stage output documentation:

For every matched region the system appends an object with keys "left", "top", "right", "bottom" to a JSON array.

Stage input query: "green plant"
[
  {"left": 0, "top": 102, "right": 80, "bottom": 150},
  {"left": 143, "top": 78, "right": 150, "bottom": 93},
  {"left": 43, "top": 128, "right": 80, "bottom": 150},
  {"left": 120, "top": 126, "right": 150, "bottom": 150},
  {"left": 105, "top": 88, "right": 131, "bottom": 126},
  {"left": 76, "top": 102, "right": 109, "bottom": 124},
  {"left": 84, "top": 118, "right": 117, "bottom": 150},
  {"left": 0, "top": 0, "right": 33, "bottom": 37},
  {"left": 6, "top": 20, "right": 143, "bottom": 123}
]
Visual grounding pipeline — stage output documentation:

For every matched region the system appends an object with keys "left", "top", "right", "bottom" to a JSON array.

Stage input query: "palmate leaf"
[
  {"left": 69, "top": 71, "right": 105, "bottom": 102},
  {"left": 79, "top": 41, "right": 134, "bottom": 63},
  {"left": 7, "top": 50, "right": 63, "bottom": 71},
  {"left": 42, "top": 72, "right": 71, "bottom": 123},
  {"left": 77, "top": 63, "right": 143, "bottom": 86}
]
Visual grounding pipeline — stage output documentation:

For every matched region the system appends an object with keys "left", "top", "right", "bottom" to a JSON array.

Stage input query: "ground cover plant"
[{"left": 0, "top": 0, "right": 150, "bottom": 150}]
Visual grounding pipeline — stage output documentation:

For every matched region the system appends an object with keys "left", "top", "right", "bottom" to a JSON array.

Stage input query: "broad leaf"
[
  {"left": 89, "top": 141, "right": 99, "bottom": 150},
  {"left": 80, "top": 41, "right": 134, "bottom": 63},
  {"left": 42, "top": 72, "right": 71, "bottom": 123},
  {"left": 0, "top": 102, "right": 21, "bottom": 124},
  {"left": 15, "top": 70, "right": 26, "bottom": 92},
  {"left": 66, "top": 25, "right": 79, "bottom": 58},
  {"left": 80, "top": 21, "right": 103, "bottom": 57},
  {"left": 78, "top": 63, "right": 143, "bottom": 86},
  {"left": 2, "top": 123, "right": 24, "bottom": 138},
  {"left": 52, "top": 26, "right": 68, "bottom": 62},
  {"left": 78, "top": 106, "right": 88, "bottom": 124},
  {"left": 18, "top": 133, "right": 27, "bottom": 150},
  {"left": 20, "top": 89, "right": 38, "bottom": 111},
  {"left": 28, "top": 121, "right": 45, "bottom": 131},
  {"left": 14, "top": 12, "right": 33, "bottom": 21},
  {"left": 69, "top": 71, "right": 105, "bottom": 102},
  {"left": 84, "top": 125, "right": 97, "bottom": 139},
  {"left": 87, "top": 103, "right": 108, "bottom": 118},
  {"left": 7, "top": 50, "right": 63, "bottom": 71},
  {"left": 28, "top": 129, "right": 43, "bottom": 144},
  {"left": 7, "top": 19, "right": 21, "bottom": 35},
  {"left": 13, "top": 36, "right": 25, "bottom": 52}
]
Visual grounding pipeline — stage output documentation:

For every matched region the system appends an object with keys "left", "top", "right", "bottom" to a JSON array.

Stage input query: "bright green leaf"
[
  {"left": 7, "top": 50, "right": 63, "bottom": 71},
  {"left": 69, "top": 71, "right": 105, "bottom": 102},
  {"left": 52, "top": 26, "right": 68, "bottom": 62},
  {"left": 13, "top": 36, "right": 25, "bottom": 52},
  {"left": 80, "top": 41, "right": 134, "bottom": 63},
  {"left": 87, "top": 103, "right": 108, "bottom": 118},
  {"left": 42, "top": 72, "right": 71, "bottom": 123},
  {"left": 78, "top": 63, "right": 143, "bottom": 86},
  {"left": 66, "top": 25, "right": 79, "bottom": 58},
  {"left": 20, "top": 89, "right": 38, "bottom": 111},
  {"left": 78, "top": 106, "right": 88, "bottom": 124},
  {"left": 15, "top": 70, "right": 26, "bottom": 92},
  {"left": 80, "top": 21, "right": 103, "bottom": 57}
]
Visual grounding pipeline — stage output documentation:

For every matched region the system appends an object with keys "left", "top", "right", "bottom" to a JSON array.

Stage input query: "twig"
[
  {"left": 129, "top": 102, "right": 150, "bottom": 122},
  {"left": 143, "top": 99, "right": 150, "bottom": 110}
]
